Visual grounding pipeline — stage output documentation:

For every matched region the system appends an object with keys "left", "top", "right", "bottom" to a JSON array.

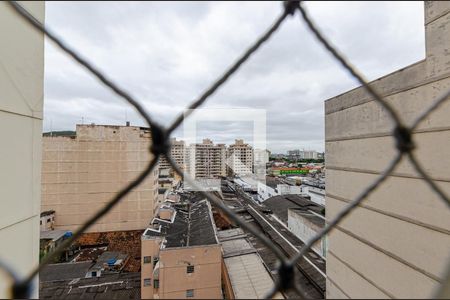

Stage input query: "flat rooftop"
[
  {"left": 40, "top": 261, "right": 93, "bottom": 282},
  {"left": 225, "top": 254, "right": 284, "bottom": 299},
  {"left": 144, "top": 198, "right": 218, "bottom": 248},
  {"left": 263, "top": 194, "right": 324, "bottom": 223},
  {"left": 90, "top": 251, "right": 128, "bottom": 271},
  {"left": 217, "top": 228, "right": 246, "bottom": 241},
  {"left": 40, "top": 230, "right": 69, "bottom": 241},
  {"left": 289, "top": 208, "right": 325, "bottom": 228},
  {"left": 264, "top": 176, "right": 282, "bottom": 189},
  {"left": 218, "top": 229, "right": 284, "bottom": 299},
  {"left": 218, "top": 228, "right": 255, "bottom": 255},
  {"left": 39, "top": 272, "right": 140, "bottom": 299}
]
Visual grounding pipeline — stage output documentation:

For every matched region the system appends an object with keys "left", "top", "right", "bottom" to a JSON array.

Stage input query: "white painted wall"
[
  {"left": 257, "top": 182, "right": 277, "bottom": 202},
  {"left": 278, "top": 184, "right": 302, "bottom": 195},
  {"left": 301, "top": 186, "right": 326, "bottom": 206},
  {"left": 258, "top": 182, "right": 304, "bottom": 202},
  {"left": 0, "top": 1, "right": 45, "bottom": 298},
  {"left": 287, "top": 210, "right": 326, "bottom": 257},
  {"left": 325, "top": 2, "right": 450, "bottom": 298}
]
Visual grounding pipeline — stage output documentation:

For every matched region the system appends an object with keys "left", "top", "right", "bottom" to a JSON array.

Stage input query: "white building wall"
[
  {"left": 278, "top": 184, "right": 302, "bottom": 195},
  {"left": 287, "top": 210, "right": 325, "bottom": 257},
  {"left": 301, "top": 186, "right": 326, "bottom": 206},
  {"left": 0, "top": 2, "right": 44, "bottom": 298},
  {"left": 325, "top": 2, "right": 450, "bottom": 298},
  {"left": 258, "top": 183, "right": 304, "bottom": 202},
  {"left": 257, "top": 182, "right": 277, "bottom": 202}
]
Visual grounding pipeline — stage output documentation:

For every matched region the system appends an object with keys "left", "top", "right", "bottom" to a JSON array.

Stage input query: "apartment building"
[
  {"left": 254, "top": 149, "right": 270, "bottom": 164},
  {"left": 288, "top": 149, "right": 318, "bottom": 160},
  {"left": 0, "top": 2, "right": 44, "bottom": 298},
  {"left": 158, "top": 137, "right": 186, "bottom": 174},
  {"left": 141, "top": 199, "right": 222, "bottom": 299},
  {"left": 186, "top": 139, "right": 226, "bottom": 179},
  {"left": 325, "top": 2, "right": 450, "bottom": 298},
  {"left": 41, "top": 124, "right": 159, "bottom": 233},
  {"left": 226, "top": 139, "right": 253, "bottom": 176}
]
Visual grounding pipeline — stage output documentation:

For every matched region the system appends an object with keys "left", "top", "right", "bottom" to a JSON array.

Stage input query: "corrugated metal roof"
[
  {"left": 40, "top": 261, "right": 93, "bottom": 282},
  {"left": 224, "top": 253, "right": 284, "bottom": 299},
  {"left": 39, "top": 272, "right": 141, "bottom": 299}
]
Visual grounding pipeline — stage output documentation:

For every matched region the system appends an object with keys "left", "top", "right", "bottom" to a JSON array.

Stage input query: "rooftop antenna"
[
  {"left": 50, "top": 119, "right": 53, "bottom": 137},
  {"left": 81, "top": 117, "right": 84, "bottom": 125}
]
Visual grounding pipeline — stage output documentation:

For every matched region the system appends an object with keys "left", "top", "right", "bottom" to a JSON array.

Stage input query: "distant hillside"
[{"left": 42, "top": 131, "right": 76, "bottom": 137}]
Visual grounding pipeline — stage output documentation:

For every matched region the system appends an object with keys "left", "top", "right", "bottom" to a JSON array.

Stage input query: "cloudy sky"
[{"left": 44, "top": 1, "right": 425, "bottom": 153}]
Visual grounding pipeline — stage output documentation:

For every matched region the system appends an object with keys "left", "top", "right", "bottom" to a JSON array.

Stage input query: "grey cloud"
[{"left": 43, "top": 1, "right": 424, "bottom": 153}]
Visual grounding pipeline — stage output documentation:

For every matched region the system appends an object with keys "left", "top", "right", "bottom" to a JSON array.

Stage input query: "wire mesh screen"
[{"left": 3, "top": 1, "right": 450, "bottom": 298}]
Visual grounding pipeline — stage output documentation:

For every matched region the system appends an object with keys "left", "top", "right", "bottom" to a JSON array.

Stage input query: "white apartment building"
[
  {"left": 186, "top": 139, "right": 226, "bottom": 179},
  {"left": 0, "top": 2, "right": 44, "bottom": 298},
  {"left": 226, "top": 139, "right": 253, "bottom": 176},
  {"left": 288, "top": 149, "right": 318, "bottom": 160}
]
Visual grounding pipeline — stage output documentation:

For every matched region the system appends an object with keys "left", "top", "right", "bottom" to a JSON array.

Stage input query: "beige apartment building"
[
  {"left": 41, "top": 124, "right": 159, "bottom": 233},
  {"left": 0, "top": 2, "right": 44, "bottom": 298},
  {"left": 141, "top": 199, "right": 222, "bottom": 299},
  {"left": 325, "top": 1, "right": 450, "bottom": 298},
  {"left": 186, "top": 139, "right": 226, "bottom": 179},
  {"left": 226, "top": 139, "right": 253, "bottom": 177},
  {"left": 158, "top": 137, "right": 186, "bottom": 174}
]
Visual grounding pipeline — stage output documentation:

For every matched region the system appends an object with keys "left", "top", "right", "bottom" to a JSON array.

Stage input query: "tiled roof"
[
  {"left": 144, "top": 196, "right": 218, "bottom": 248},
  {"left": 40, "top": 262, "right": 93, "bottom": 282},
  {"left": 39, "top": 272, "right": 140, "bottom": 299}
]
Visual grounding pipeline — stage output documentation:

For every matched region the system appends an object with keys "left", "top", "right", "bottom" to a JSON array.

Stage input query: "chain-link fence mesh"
[{"left": 3, "top": 1, "right": 450, "bottom": 298}]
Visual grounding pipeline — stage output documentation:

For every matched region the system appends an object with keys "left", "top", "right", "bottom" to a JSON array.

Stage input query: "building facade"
[
  {"left": 325, "top": 2, "right": 450, "bottom": 298},
  {"left": 226, "top": 139, "right": 253, "bottom": 176},
  {"left": 288, "top": 149, "right": 318, "bottom": 160},
  {"left": 158, "top": 137, "right": 186, "bottom": 174},
  {"left": 41, "top": 124, "right": 159, "bottom": 233},
  {"left": 288, "top": 208, "right": 326, "bottom": 257},
  {"left": 40, "top": 210, "right": 55, "bottom": 232},
  {"left": 186, "top": 139, "right": 226, "bottom": 179},
  {"left": 257, "top": 177, "right": 302, "bottom": 202},
  {"left": 141, "top": 199, "right": 222, "bottom": 299},
  {"left": 0, "top": 2, "right": 44, "bottom": 298}
]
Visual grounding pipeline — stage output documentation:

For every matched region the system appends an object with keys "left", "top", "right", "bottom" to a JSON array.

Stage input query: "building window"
[
  {"left": 186, "top": 289, "right": 194, "bottom": 298},
  {"left": 143, "top": 256, "right": 152, "bottom": 264},
  {"left": 154, "top": 279, "right": 159, "bottom": 289},
  {"left": 47, "top": 218, "right": 51, "bottom": 223},
  {"left": 91, "top": 271, "right": 97, "bottom": 277},
  {"left": 153, "top": 257, "right": 159, "bottom": 265},
  {"left": 40, "top": 220, "right": 42, "bottom": 225},
  {"left": 143, "top": 278, "right": 151, "bottom": 287},
  {"left": 186, "top": 265, "right": 194, "bottom": 273}
]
